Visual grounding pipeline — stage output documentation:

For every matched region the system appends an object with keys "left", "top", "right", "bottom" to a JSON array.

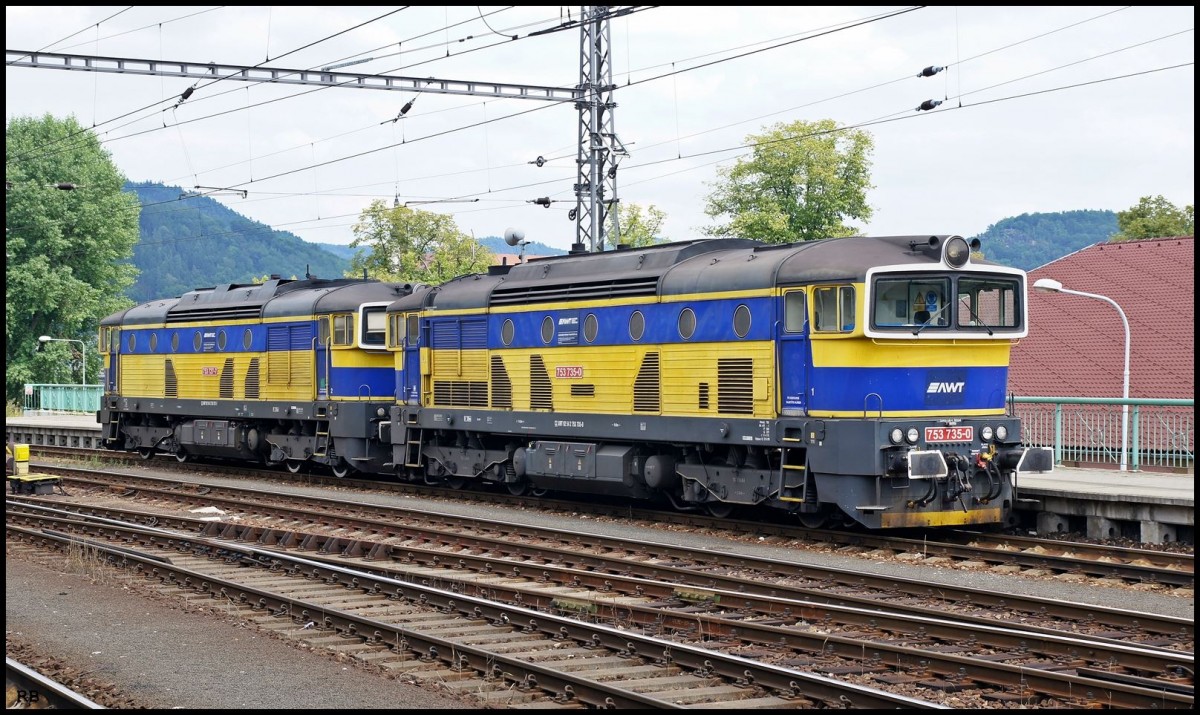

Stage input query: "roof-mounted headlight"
[{"left": 944, "top": 237, "right": 970, "bottom": 268}]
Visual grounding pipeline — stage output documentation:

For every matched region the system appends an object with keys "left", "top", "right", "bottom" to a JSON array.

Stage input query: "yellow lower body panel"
[{"left": 880, "top": 507, "right": 1003, "bottom": 528}]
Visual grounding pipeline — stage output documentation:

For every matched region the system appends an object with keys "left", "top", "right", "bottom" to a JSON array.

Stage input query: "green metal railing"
[
  {"left": 22, "top": 384, "right": 103, "bottom": 414},
  {"left": 1012, "top": 397, "right": 1194, "bottom": 473}
]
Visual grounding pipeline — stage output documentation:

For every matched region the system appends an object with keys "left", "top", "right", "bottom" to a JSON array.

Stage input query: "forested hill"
[
  {"left": 123, "top": 182, "right": 1113, "bottom": 300},
  {"left": 971, "top": 210, "right": 1118, "bottom": 270},
  {"left": 126, "top": 182, "right": 349, "bottom": 303}
]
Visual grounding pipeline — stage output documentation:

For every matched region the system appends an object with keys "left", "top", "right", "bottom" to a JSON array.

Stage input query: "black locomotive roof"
[
  {"left": 102, "top": 277, "right": 413, "bottom": 326},
  {"left": 417, "top": 235, "right": 981, "bottom": 310}
]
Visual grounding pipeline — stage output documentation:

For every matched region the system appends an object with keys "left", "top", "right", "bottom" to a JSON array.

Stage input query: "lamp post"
[
  {"left": 1033, "top": 278, "right": 1131, "bottom": 471},
  {"left": 38, "top": 336, "right": 86, "bottom": 386}
]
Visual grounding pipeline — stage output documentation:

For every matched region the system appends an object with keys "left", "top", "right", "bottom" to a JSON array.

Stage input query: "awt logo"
[{"left": 927, "top": 381, "right": 965, "bottom": 394}]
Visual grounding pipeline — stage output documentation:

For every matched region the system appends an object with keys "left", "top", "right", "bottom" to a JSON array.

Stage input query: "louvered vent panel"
[
  {"left": 633, "top": 352, "right": 660, "bottom": 413},
  {"left": 570, "top": 384, "right": 595, "bottom": 397},
  {"left": 432, "top": 381, "right": 488, "bottom": 407},
  {"left": 698, "top": 382, "right": 709, "bottom": 410},
  {"left": 164, "top": 359, "right": 178, "bottom": 398},
  {"left": 245, "top": 358, "right": 260, "bottom": 399},
  {"left": 267, "top": 327, "right": 290, "bottom": 384},
  {"left": 490, "top": 355, "right": 512, "bottom": 409},
  {"left": 717, "top": 357, "right": 754, "bottom": 414},
  {"left": 288, "top": 326, "right": 312, "bottom": 386},
  {"left": 219, "top": 358, "right": 235, "bottom": 399},
  {"left": 530, "top": 355, "right": 553, "bottom": 410}
]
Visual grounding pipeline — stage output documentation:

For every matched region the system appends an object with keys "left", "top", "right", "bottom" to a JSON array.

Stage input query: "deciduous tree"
[
  {"left": 1112, "top": 196, "right": 1194, "bottom": 240},
  {"left": 608, "top": 202, "right": 667, "bottom": 247},
  {"left": 5, "top": 114, "right": 139, "bottom": 401},
  {"left": 702, "top": 119, "right": 873, "bottom": 243},
  {"left": 348, "top": 201, "right": 492, "bottom": 284}
]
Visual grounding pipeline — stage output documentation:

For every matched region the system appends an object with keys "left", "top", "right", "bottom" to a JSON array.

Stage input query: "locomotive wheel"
[
  {"left": 138, "top": 447, "right": 155, "bottom": 460},
  {"left": 505, "top": 480, "right": 529, "bottom": 496},
  {"left": 445, "top": 476, "right": 467, "bottom": 490},
  {"left": 797, "top": 511, "right": 828, "bottom": 529},
  {"left": 174, "top": 449, "right": 190, "bottom": 463},
  {"left": 284, "top": 460, "right": 305, "bottom": 474},
  {"left": 330, "top": 460, "right": 353, "bottom": 479},
  {"left": 705, "top": 502, "right": 735, "bottom": 519}
]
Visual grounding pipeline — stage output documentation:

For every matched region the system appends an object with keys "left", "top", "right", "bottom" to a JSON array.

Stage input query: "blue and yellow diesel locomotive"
[
  {"left": 385, "top": 235, "right": 1052, "bottom": 529},
  {"left": 98, "top": 275, "right": 415, "bottom": 475}
]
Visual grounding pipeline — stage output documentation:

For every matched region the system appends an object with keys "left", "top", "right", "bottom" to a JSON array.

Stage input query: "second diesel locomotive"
[
  {"left": 384, "top": 235, "right": 1053, "bottom": 529},
  {"left": 98, "top": 275, "right": 415, "bottom": 475}
]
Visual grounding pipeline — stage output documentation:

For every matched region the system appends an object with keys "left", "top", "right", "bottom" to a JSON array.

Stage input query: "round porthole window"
[
  {"left": 583, "top": 313, "right": 598, "bottom": 343},
  {"left": 678, "top": 308, "right": 696, "bottom": 340},
  {"left": 171, "top": 333, "right": 179, "bottom": 352},
  {"left": 243, "top": 328, "right": 253, "bottom": 350},
  {"left": 733, "top": 304, "right": 751, "bottom": 338},
  {"left": 127, "top": 333, "right": 136, "bottom": 352},
  {"left": 149, "top": 333, "right": 158, "bottom": 352},
  {"left": 629, "top": 311, "right": 645, "bottom": 341},
  {"left": 193, "top": 332, "right": 202, "bottom": 351},
  {"left": 502, "top": 319, "right": 515, "bottom": 346},
  {"left": 540, "top": 316, "right": 554, "bottom": 344},
  {"left": 217, "top": 330, "right": 228, "bottom": 351}
]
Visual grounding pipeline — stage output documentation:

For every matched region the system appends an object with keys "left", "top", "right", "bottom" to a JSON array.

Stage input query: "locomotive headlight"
[
  {"left": 889, "top": 428, "right": 904, "bottom": 445},
  {"left": 944, "top": 236, "right": 970, "bottom": 268},
  {"left": 980, "top": 425, "right": 994, "bottom": 441},
  {"left": 905, "top": 427, "right": 920, "bottom": 444},
  {"left": 995, "top": 425, "right": 1009, "bottom": 441}
]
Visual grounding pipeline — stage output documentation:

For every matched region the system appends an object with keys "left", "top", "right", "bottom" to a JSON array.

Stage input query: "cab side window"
[
  {"left": 813, "top": 286, "right": 855, "bottom": 333},
  {"left": 332, "top": 314, "right": 353, "bottom": 346}
]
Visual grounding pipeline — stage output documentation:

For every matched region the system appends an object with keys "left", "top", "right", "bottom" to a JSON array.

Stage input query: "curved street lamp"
[
  {"left": 1033, "top": 278, "right": 1131, "bottom": 471},
  {"left": 38, "top": 335, "right": 87, "bottom": 386}
]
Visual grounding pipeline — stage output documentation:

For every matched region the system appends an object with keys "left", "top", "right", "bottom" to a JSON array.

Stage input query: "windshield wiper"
[
  {"left": 912, "top": 302, "right": 952, "bottom": 336},
  {"left": 959, "top": 296, "right": 994, "bottom": 335}
]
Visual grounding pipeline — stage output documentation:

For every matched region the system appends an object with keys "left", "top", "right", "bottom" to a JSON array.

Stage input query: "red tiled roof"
[{"left": 1011, "top": 236, "right": 1194, "bottom": 399}]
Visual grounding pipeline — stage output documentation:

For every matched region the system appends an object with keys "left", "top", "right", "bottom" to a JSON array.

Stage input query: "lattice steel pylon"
[{"left": 573, "top": 6, "right": 629, "bottom": 253}]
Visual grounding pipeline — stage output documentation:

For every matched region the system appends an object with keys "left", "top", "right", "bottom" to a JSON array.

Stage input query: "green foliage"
[
  {"left": 1112, "top": 196, "right": 1194, "bottom": 241},
  {"left": 702, "top": 119, "right": 874, "bottom": 243},
  {"left": 608, "top": 203, "right": 667, "bottom": 248},
  {"left": 6, "top": 114, "right": 140, "bottom": 401},
  {"left": 971, "top": 210, "right": 1117, "bottom": 270},
  {"left": 349, "top": 200, "right": 493, "bottom": 284},
  {"left": 127, "top": 183, "right": 349, "bottom": 301}
]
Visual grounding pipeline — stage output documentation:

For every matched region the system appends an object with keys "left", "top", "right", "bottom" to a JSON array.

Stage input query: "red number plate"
[
  {"left": 555, "top": 366, "right": 583, "bottom": 379},
  {"left": 924, "top": 426, "right": 974, "bottom": 443}
]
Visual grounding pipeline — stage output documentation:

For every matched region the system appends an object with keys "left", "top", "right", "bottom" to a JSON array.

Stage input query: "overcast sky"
[{"left": 6, "top": 6, "right": 1194, "bottom": 252}]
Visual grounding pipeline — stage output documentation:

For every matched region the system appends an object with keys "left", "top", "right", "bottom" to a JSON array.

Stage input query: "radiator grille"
[
  {"left": 432, "top": 381, "right": 488, "bottom": 407},
  {"left": 245, "top": 358, "right": 260, "bottom": 399},
  {"left": 530, "top": 355, "right": 553, "bottom": 410},
  {"left": 717, "top": 357, "right": 753, "bottom": 414},
  {"left": 490, "top": 355, "right": 512, "bottom": 409},
  {"left": 219, "top": 358, "right": 235, "bottom": 399},
  {"left": 570, "top": 384, "right": 596, "bottom": 397},
  {"left": 633, "top": 352, "right": 660, "bottom": 413},
  {"left": 698, "top": 381, "right": 709, "bottom": 410},
  {"left": 164, "top": 359, "right": 178, "bottom": 398}
]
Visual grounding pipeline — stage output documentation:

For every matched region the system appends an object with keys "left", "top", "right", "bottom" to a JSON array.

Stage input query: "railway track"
[
  {"left": 7, "top": 514, "right": 940, "bottom": 709},
  {"left": 6, "top": 465, "right": 1195, "bottom": 708},
  {"left": 5, "top": 656, "right": 105, "bottom": 710},
  {"left": 27, "top": 455, "right": 1196, "bottom": 590}
]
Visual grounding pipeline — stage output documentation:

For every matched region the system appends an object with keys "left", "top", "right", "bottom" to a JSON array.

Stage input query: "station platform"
[{"left": 5, "top": 414, "right": 1194, "bottom": 543}]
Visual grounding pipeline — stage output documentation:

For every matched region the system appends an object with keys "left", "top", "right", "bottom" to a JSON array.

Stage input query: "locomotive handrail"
[{"left": 863, "top": 392, "right": 884, "bottom": 417}]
